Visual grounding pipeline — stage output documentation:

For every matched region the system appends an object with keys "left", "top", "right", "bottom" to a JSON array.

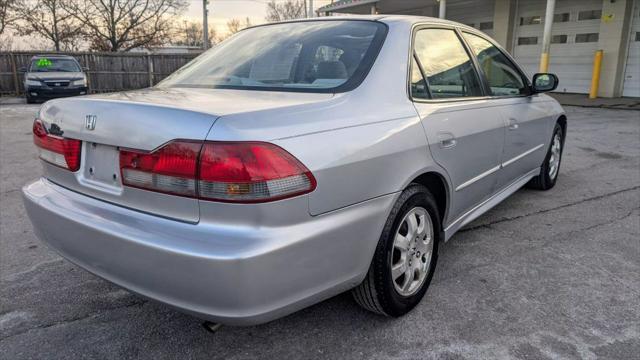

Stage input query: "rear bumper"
[
  {"left": 26, "top": 86, "right": 87, "bottom": 99},
  {"left": 22, "top": 178, "right": 395, "bottom": 325}
]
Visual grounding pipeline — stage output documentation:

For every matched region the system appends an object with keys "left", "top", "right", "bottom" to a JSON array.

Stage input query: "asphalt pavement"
[{"left": 1, "top": 102, "right": 638, "bottom": 359}]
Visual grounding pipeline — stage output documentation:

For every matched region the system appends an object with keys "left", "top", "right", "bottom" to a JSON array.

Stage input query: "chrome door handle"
[
  {"left": 437, "top": 132, "right": 457, "bottom": 149},
  {"left": 508, "top": 118, "right": 519, "bottom": 130}
]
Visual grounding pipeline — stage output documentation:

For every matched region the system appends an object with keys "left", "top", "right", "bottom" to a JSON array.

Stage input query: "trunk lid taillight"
[
  {"left": 33, "top": 119, "right": 82, "bottom": 172},
  {"left": 120, "top": 141, "right": 316, "bottom": 203},
  {"left": 119, "top": 141, "right": 201, "bottom": 197}
]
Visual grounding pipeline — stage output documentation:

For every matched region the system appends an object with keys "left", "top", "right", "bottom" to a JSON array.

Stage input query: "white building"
[{"left": 318, "top": 0, "right": 640, "bottom": 98}]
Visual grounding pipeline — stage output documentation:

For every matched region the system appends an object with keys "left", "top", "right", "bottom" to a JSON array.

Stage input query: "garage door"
[
  {"left": 447, "top": 0, "right": 496, "bottom": 38},
  {"left": 513, "top": 0, "right": 603, "bottom": 93},
  {"left": 623, "top": 0, "right": 640, "bottom": 97}
]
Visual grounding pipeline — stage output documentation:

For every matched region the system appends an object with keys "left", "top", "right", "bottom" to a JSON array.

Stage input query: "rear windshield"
[
  {"left": 158, "top": 20, "right": 387, "bottom": 93},
  {"left": 30, "top": 58, "right": 81, "bottom": 72}
]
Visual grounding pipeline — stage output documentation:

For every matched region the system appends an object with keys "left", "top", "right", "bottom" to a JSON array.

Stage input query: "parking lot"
[{"left": 0, "top": 102, "right": 638, "bottom": 359}]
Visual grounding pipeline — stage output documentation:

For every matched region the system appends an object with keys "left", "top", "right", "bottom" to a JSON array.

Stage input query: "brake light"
[
  {"left": 33, "top": 119, "right": 81, "bottom": 171},
  {"left": 198, "top": 142, "right": 316, "bottom": 202},
  {"left": 118, "top": 140, "right": 316, "bottom": 203}
]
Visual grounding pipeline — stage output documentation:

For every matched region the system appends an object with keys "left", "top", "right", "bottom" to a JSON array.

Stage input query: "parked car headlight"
[
  {"left": 25, "top": 79, "right": 41, "bottom": 86},
  {"left": 72, "top": 78, "right": 86, "bottom": 86}
]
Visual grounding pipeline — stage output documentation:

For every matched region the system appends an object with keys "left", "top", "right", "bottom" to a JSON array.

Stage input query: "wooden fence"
[{"left": 0, "top": 51, "right": 202, "bottom": 96}]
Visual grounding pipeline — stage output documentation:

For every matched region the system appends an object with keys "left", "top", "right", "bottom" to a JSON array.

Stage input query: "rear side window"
[
  {"left": 410, "top": 56, "right": 429, "bottom": 99},
  {"left": 413, "top": 28, "right": 483, "bottom": 99},
  {"left": 462, "top": 32, "right": 529, "bottom": 96}
]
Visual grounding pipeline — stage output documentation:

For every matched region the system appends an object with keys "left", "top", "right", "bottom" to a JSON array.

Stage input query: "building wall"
[
  {"left": 321, "top": 0, "right": 638, "bottom": 97},
  {"left": 623, "top": 0, "right": 640, "bottom": 97}
]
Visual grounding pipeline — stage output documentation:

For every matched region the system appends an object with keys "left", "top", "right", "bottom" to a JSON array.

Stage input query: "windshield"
[
  {"left": 158, "top": 20, "right": 387, "bottom": 93},
  {"left": 30, "top": 58, "right": 81, "bottom": 72}
]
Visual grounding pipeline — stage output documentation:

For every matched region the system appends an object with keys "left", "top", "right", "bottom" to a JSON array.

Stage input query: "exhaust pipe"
[{"left": 202, "top": 321, "right": 223, "bottom": 333}]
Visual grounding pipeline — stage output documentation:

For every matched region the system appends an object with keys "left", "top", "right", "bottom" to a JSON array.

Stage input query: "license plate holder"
[{"left": 82, "top": 142, "right": 122, "bottom": 191}]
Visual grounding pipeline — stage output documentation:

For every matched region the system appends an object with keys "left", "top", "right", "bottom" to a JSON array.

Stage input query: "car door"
[
  {"left": 461, "top": 31, "right": 552, "bottom": 190},
  {"left": 411, "top": 27, "right": 505, "bottom": 223}
]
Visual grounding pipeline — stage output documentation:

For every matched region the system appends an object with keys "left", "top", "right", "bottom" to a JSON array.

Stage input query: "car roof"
[
  {"left": 30, "top": 54, "right": 78, "bottom": 61},
  {"left": 248, "top": 15, "right": 478, "bottom": 33}
]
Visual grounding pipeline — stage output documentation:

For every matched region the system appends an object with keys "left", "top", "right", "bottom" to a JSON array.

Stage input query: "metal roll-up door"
[
  {"left": 513, "top": 0, "right": 603, "bottom": 93},
  {"left": 447, "top": 0, "right": 496, "bottom": 38}
]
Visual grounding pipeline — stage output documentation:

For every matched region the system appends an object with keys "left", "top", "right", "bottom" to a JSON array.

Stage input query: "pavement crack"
[
  {"left": 1, "top": 259, "right": 64, "bottom": 282},
  {"left": 460, "top": 186, "right": 640, "bottom": 232},
  {"left": 0, "top": 299, "right": 147, "bottom": 342}
]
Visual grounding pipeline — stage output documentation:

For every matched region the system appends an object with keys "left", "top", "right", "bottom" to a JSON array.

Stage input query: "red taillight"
[
  {"left": 118, "top": 140, "right": 316, "bottom": 203},
  {"left": 33, "top": 119, "right": 82, "bottom": 172},
  {"left": 198, "top": 142, "right": 316, "bottom": 202},
  {"left": 120, "top": 141, "right": 202, "bottom": 197}
]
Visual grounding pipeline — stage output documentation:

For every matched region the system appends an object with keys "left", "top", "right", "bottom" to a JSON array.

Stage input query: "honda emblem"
[{"left": 85, "top": 115, "right": 97, "bottom": 130}]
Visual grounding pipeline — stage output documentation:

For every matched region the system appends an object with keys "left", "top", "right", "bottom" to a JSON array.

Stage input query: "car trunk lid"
[
  {"left": 37, "top": 96, "right": 218, "bottom": 223},
  {"left": 36, "top": 87, "right": 333, "bottom": 222}
]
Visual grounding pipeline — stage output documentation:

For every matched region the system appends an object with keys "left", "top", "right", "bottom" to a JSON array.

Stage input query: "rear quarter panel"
[{"left": 206, "top": 19, "right": 451, "bottom": 215}]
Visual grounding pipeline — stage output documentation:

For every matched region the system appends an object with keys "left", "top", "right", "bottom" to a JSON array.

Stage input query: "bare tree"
[
  {"left": 14, "top": 0, "right": 83, "bottom": 51},
  {"left": 219, "top": 17, "right": 251, "bottom": 41},
  {"left": 66, "top": 0, "right": 188, "bottom": 52},
  {"left": 0, "top": 0, "right": 17, "bottom": 35},
  {"left": 172, "top": 20, "right": 216, "bottom": 48},
  {"left": 265, "top": 0, "right": 306, "bottom": 22}
]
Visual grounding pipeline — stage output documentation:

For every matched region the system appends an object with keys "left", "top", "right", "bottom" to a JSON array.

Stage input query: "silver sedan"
[{"left": 23, "top": 15, "right": 565, "bottom": 325}]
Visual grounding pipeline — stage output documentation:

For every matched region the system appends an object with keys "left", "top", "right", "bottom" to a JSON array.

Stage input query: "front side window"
[
  {"left": 158, "top": 21, "right": 387, "bottom": 93},
  {"left": 413, "top": 28, "right": 482, "bottom": 99},
  {"left": 463, "top": 32, "right": 529, "bottom": 96},
  {"left": 29, "top": 58, "right": 81, "bottom": 72}
]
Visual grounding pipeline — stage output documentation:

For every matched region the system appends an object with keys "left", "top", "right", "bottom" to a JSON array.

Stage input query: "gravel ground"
[{"left": 1, "top": 103, "right": 638, "bottom": 359}]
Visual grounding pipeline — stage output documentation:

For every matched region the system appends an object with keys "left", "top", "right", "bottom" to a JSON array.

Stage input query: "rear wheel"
[
  {"left": 352, "top": 184, "right": 440, "bottom": 316},
  {"left": 528, "top": 123, "right": 564, "bottom": 190},
  {"left": 26, "top": 94, "right": 36, "bottom": 104}
]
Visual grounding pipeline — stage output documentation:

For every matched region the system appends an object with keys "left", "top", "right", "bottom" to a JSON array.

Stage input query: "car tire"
[
  {"left": 527, "top": 123, "right": 564, "bottom": 190},
  {"left": 26, "top": 95, "right": 36, "bottom": 104},
  {"left": 352, "top": 183, "right": 440, "bottom": 317}
]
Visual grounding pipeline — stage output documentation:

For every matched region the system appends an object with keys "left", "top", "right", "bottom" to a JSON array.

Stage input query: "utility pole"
[
  {"left": 203, "top": 0, "right": 209, "bottom": 50},
  {"left": 539, "top": 0, "right": 556, "bottom": 73},
  {"left": 308, "top": 0, "right": 314, "bottom": 18},
  {"left": 438, "top": 0, "right": 446, "bottom": 19}
]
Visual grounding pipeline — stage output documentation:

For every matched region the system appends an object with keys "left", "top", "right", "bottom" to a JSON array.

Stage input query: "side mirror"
[
  {"left": 82, "top": 67, "right": 89, "bottom": 72},
  {"left": 532, "top": 73, "right": 558, "bottom": 93}
]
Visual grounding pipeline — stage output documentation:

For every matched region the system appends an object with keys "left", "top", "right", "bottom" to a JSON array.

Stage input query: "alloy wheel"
[
  {"left": 391, "top": 207, "right": 434, "bottom": 297},
  {"left": 548, "top": 132, "right": 562, "bottom": 180}
]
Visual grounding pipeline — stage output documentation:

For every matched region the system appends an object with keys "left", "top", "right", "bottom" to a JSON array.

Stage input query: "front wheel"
[
  {"left": 352, "top": 184, "right": 440, "bottom": 317},
  {"left": 528, "top": 123, "right": 564, "bottom": 190}
]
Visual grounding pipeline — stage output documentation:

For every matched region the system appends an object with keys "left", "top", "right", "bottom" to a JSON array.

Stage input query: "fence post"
[
  {"left": 147, "top": 54, "right": 154, "bottom": 87},
  {"left": 10, "top": 53, "right": 20, "bottom": 96},
  {"left": 83, "top": 53, "right": 92, "bottom": 94}
]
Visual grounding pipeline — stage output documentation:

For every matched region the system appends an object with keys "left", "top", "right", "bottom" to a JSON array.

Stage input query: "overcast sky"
[
  {"left": 1, "top": 0, "right": 335, "bottom": 50},
  {"left": 185, "top": 0, "right": 334, "bottom": 34}
]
